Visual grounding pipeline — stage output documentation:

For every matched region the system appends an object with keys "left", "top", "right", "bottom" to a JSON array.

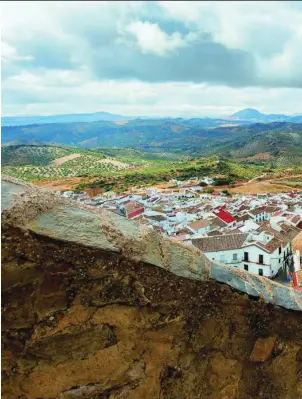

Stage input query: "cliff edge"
[{"left": 2, "top": 176, "right": 302, "bottom": 399}]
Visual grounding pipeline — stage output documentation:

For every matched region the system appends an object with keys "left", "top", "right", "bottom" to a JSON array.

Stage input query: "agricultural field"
[
  {"left": 1, "top": 145, "right": 75, "bottom": 166},
  {"left": 3, "top": 144, "right": 301, "bottom": 194},
  {"left": 1, "top": 145, "right": 133, "bottom": 182}
]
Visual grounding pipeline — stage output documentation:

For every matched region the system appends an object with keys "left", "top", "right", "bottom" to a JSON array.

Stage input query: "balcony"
[
  {"left": 222, "top": 259, "right": 241, "bottom": 265},
  {"left": 241, "top": 259, "right": 269, "bottom": 266}
]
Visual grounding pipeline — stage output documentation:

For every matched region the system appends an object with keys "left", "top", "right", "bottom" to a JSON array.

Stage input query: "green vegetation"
[
  {"left": 1, "top": 145, "right": 131, "bottom": 182},
  {"left": 2, "top": 144, "right": 302, "bottom": 194},
  {"left": 75, "top": 157, "right": 265, "bottom": 193},
  {"left": 1, "top": 145, "right": 74, "bottom": 166},
  {"left": 3, "top": 120, "right": 302, "bottom": 166}
]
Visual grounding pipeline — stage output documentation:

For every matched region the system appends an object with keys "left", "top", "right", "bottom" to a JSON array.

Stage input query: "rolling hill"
[
  {"left": 2, "top": 120, "right": 302, "bottom": 165},
  {"left": 1, "top": 145, "right": 133, "bottom": 182}
]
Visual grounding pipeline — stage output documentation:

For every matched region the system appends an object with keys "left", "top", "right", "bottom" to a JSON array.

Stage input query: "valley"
[
  {"left": 2, "top": 118, "right": 302, "bottom": 167},
  {"left": 2, "top": 113, "right": 302, "bottom": 196},
  {"left": 2, "top": 144, "right": 302, "bottom": 196}
]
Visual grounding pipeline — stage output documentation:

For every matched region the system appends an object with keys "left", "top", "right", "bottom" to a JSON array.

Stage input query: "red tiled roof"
[
  {"left": 124, "top": 201, "right": 144, "bottom": 217},
  {"left": 214, "top": 209, "right": 236, "bottom": 224}
]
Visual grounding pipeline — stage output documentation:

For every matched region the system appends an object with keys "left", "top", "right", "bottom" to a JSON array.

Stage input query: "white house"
[
  {"left": 248, "top": 207, "right": 267, "bottom": 223},
  {"left": 201, "top": 176, "right": 214, "bottom": 185},
  {"left": 190, "top": 221, "right": 300, "bottom": 278},
  {"left": 187, "top": 219, "right": 212, "bottom": 235}
]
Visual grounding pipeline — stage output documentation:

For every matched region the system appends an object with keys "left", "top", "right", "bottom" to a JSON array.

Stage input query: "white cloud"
[
  {"left": 2, "top": 67, "right": 302, "bottom": 117},
  {"left": 125, "top": 21, "right": 188, "bottom": 56},
  {"left": 1, "top": 42, "right": 33, "bottom": 62},
  {"left": 1, "top": 1, "right": 302, "bottom": 116}
]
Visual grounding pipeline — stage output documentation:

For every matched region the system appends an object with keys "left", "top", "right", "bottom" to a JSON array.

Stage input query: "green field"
[{"left": 3, "top": 144, "right": 302, "bottom": 193}]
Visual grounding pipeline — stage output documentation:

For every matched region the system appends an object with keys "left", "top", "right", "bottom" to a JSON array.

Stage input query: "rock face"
[{"left": 2, "top": 177, "right": 302, "bottom": 399}]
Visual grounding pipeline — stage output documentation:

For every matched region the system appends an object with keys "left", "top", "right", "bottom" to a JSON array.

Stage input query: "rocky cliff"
[{"left": 2, "top": 177, "right": 302, "bottom": 399}]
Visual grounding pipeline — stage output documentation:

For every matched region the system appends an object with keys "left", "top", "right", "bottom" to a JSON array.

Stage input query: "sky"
[{"left": 1, "top": 1, "right": 302, "bottom": 118}]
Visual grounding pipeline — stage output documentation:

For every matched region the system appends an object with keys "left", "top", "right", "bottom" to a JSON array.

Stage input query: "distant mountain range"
[
  {"left": 1, "top": 112, "right": 136, "bottom": 127},
  {"left": 230, "top": 108, "right": 302, "bottom": 123},
  {"left": 2, "top": 108, "right": 302, "bottom": 127},
  {"left": 2, "top": 118, "right": 302, "bottom": 166}
]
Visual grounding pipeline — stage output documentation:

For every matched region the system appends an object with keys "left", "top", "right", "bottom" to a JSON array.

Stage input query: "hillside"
[
  {"left": 2, "top": 120, "right": 302, "bottom": 162},
  {"left": 1, "top": 145, "right": 133, "bottom": 182},
  {"left": 200, "top": 122, "right": 302, "bottom": 166},
  {"left": 2, "top": 177, "right": 302, "bottom": 399},
  {"left": 2, "top": 145, "right": 271, "bottom": 193},
  {"left": 1, "top": 145, "right": 75, "bottom": 166},
  {"left": 2, "top": 121, "right": 302, "bottom": 168}
]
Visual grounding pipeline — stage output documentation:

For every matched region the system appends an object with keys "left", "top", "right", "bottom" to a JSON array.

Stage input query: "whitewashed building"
[{"left": 190, "top": 220, "right": 300, "bottom": 278}]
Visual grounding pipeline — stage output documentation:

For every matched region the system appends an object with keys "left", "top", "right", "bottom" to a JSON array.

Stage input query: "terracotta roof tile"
[{"left": 192, "top": 233, "right": 248, "bottom": 252}]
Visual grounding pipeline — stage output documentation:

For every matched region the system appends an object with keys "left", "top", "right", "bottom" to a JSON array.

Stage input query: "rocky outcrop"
[{"left": 2, "top": 177, "right": 302, "bottom": 399}]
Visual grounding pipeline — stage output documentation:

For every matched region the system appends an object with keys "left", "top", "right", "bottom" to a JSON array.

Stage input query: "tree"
[{"left": 205, "top": 187, "right": 214, "bottom": 194}]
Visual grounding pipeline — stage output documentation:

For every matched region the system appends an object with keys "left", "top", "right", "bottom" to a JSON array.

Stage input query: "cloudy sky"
[{"left": 2, "top": 1, "right": 302, "bottom": 117}]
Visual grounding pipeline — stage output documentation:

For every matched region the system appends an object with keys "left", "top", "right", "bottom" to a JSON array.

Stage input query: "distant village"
[{"left": 57, "top": 176, "right": 302, "bottom": 291}]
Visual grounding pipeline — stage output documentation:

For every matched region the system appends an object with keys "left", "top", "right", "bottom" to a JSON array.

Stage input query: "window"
[
  {"left": 233, "top": 253, "right": 238, "bottom": 261},
  {"left": 244, "top": 252, "right": 249, "bottom": 261},
  {"left": 244, "top": 264, "right": 249, "bottom": 271},
  {"left": 259, "top": 268, "right": 263, "bottom": 276},
  {"left": 279, "top": 247, "right": 281, "bottom": 255},
  {"left": 259, "top": 254, "right": 264, "bottom": 264},
  {"left": 220, "top": 254, "right": 225, "bottom": 262}
]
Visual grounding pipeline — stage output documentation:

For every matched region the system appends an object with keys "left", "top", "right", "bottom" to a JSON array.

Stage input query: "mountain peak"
[{"left": 232, "top": 108, "right": 263, "bottom": 118}]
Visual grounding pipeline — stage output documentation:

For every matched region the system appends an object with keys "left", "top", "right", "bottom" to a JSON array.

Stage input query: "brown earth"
[
  {"left": 34, "top": 177, "right": 96, "bottom": 192},
  {"left": 2, "top": 224, "right": 302, "bottom": 399},
  {"left": 233, "top": 152, "right": 272, "bottom": 162},
  {"left": 52, "top": 153, "right": 82, "bottom": 166},
  {"left": 229, "top": 181, "right": 302, "bottom": 194}
]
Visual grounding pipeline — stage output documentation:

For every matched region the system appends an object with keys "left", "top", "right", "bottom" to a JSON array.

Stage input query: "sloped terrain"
[
  {"left": 1, "top": 145, "right": 74, "bottom": 166},
  {"left": 2, "top": 120, "right": 302, "bottom": 165},
  {"left": 1, "top": 145, "right": 131, "bottom": 182},
  {"left": 2, "top": 177, "right": 302, "bottom": 399}
]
